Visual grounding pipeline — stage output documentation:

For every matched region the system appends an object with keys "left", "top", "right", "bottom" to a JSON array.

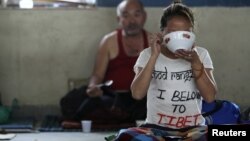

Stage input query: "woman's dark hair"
[{"left": 160, "top": 0, "right": 194, "bottom": 31}]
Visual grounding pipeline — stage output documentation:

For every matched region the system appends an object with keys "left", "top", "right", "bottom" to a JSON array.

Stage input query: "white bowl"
[{"left": 163, "top": 31, "right": 195, "bottom": 53}]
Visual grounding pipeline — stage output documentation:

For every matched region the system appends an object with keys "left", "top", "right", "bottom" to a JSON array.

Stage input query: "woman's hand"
[
  {"left": 175, "top": 46, "right": 203, "bottom": 69},
  {"left": 175, "top": 46, "right": 199, "bottom": 62},
  {"left": 149, "top": 33, "right": 162, "bottom": 58}
]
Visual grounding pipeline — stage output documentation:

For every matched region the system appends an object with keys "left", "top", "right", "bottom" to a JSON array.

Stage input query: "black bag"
[
  {"left": 60, "top": 85, "right": 146, "bottom": 122},
  {"left": 60, "top": 85, "right": 89, "bottom": 120},
  {"left": 60, "top": 86, "right": 116, "bottom": 121}
]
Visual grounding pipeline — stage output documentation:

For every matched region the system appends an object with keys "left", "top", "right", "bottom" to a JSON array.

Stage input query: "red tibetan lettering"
[{"left": 157, "top": 113, "right": 202, "bottom": 128}]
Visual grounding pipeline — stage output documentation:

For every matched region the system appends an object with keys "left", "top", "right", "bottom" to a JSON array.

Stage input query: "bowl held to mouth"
[{"left": 163, "top": 31, "right": 195, "bottom": 53}]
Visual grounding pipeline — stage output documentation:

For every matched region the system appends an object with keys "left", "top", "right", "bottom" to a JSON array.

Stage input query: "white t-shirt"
[{"left": 134, "top": 47, "right": 213, "bottom": 129}]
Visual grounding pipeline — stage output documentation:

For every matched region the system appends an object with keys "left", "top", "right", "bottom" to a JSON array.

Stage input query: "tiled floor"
[{"left": 10, "top": 132, "right": 116, "bottom": 141}]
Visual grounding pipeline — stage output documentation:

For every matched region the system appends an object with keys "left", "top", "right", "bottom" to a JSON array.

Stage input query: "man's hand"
[{"left": 86, "top": 86, "right": 103, "bottom": 97}]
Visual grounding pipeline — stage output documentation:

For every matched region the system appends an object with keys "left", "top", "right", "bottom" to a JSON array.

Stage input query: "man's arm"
[{"left": 86, "top": 35, "right": 112, "bottom": 97}]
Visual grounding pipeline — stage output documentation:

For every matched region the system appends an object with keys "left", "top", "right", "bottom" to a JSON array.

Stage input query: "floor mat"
[
  {"left": 39, "top": 115, "right": 136, "bottom": 132},
  {"left": 39, "top": 115, "right": 80, "bottom": 132},
  {"left": 0, "top": 117, "right": 35, "bottom": 133}
]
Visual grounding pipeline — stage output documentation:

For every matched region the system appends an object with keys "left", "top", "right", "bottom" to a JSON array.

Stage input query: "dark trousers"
[{"left": 60, "top": 86, "right": 146, "bottom": 123}]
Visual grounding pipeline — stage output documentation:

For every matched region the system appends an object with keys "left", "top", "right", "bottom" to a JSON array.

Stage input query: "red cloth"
[{"left": 104, "top": 29, "right": 148, "bottom": 91}]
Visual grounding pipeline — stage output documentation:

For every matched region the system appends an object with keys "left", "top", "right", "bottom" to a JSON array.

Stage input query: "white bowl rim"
[{"left": 164, "top": 31, "right": 195, "bottom": 53}]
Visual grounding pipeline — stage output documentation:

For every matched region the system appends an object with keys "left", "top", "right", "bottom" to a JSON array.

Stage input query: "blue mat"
[
  {"left": 0, "top": 117, "right": 35, "bottom": 132},
  {"left": 39, "top": 115, "right": 81, "bottom": 132}
]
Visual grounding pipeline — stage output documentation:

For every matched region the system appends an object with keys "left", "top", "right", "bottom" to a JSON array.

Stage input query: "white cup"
[{"left": 81, "top": 120, "right": 92, "bottom": 133}]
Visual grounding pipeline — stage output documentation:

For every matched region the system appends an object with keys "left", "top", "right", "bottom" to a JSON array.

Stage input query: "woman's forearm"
[
  {"left": 131, "top": 56, "right": 158, "bottom": 100},
  {"left": 193, "top": 67, "right": 217, "bottom": 103}
]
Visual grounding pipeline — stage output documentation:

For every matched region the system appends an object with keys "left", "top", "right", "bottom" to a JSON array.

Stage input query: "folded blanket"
[{"left": 106, "top": 124, "right": 208, "bottom": 141}]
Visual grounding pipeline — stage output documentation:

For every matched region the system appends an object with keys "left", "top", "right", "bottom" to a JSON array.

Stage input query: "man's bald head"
[
  {"left": 117, "top": 0, "right": 145, "bottom": 17},
  {"left": 116, "top": 0, "right": 146, "bottom": 36}
]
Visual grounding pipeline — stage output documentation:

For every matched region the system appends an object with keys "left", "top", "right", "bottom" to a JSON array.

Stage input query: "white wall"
[{"left": 0, "top": 7, "right": 249, "bottom": 111}]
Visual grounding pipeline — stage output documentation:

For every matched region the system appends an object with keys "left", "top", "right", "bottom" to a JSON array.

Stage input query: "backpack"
[{"left": 202, "top": 100, "right": 241, "bottom": 125}]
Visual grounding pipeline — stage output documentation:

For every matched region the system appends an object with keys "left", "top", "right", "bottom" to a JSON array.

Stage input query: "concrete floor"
[{"left": 10, "top": 132, "right": 116, "bottom": 141}]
